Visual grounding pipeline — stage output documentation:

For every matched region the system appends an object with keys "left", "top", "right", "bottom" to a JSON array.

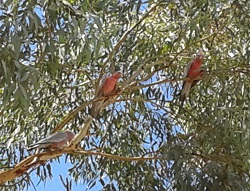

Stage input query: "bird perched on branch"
[
  {"left": 90, "top": 71, "right": 122, "bottom": 118},
  {"left": 28, "top": 130, "right": 75, "bottom": 150},
  {"left": 180, "top": 50, "right": 204, "bottom": 102}
]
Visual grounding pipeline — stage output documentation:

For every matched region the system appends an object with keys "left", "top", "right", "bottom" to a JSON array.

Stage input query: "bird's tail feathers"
[
  {"left": 89, "top": 101, "right": 103, "bottom": 119},
  {"left": 179, "top": 81, "right": 192, "bottom": 102},
  {"left": 27, "top": 143, "right": 51, "bottom": 150}
]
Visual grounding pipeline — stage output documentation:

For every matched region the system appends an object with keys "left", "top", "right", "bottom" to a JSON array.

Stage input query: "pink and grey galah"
[
  {"left": 28, "top": 130, "right": 75, "bottom": 150},
  {"left": 180, "top": 50, "right": 204, "bottom": 102},
  {"left": 90, "top": 71, "right": 122, "bottom": 118}
]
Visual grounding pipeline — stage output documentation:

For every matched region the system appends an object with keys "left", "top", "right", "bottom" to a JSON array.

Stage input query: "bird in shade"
[{"left": 180, "top": 50, "right": 204, "bottom": 102}]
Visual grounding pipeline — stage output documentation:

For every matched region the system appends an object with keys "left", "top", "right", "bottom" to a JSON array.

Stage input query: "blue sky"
[{"left": 28, "top": 155, "right": 93, "bottom": 191}]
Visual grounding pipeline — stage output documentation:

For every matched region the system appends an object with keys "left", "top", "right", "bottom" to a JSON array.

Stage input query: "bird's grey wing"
[
  {"left": 183, "top": 61, "right": 192, "bottom": 77},
  {"left": 35, "top": 132, "right": 67, "bottom": 144},
  {"left": 96, "top": 75, "right": 107, "bottom": 97},
  {"left": 100, "top": 75, "right": 107, "bottom": 87},
  {"left": 28, "top": 132, "right": 67, "bottom": 150}
]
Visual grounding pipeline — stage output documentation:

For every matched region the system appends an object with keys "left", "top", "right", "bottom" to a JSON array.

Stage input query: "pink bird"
[
  {"left": 28, "top": 130, "right": 75, "bottom": 150},
  {"left": 180, "top": 50, "right": 204, "bottom": 102},
  {"left": 90, "top": 71, "right": 122, "bottom": 118}
]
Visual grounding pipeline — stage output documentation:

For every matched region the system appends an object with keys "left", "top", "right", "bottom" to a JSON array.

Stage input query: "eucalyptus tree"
[{"left": 0, "top": 0, "right": 250, "bottom": 190}]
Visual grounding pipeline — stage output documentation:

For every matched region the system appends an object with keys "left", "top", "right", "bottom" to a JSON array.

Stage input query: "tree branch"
[
  {"left": 0, "top": 148, "right": 159, "bottom": 185},
  {"left": 155, "top": 32, "right": 219, "bottom": 73},
  {"left": 51, "top": 102, "right": 92, "bottom": 133},
  {"left": 52, "top": 65, "right": 246, "bottom": 134},
  {"left": 97, "top": 2, "right": 162, "bottom": 88},
  {"left": 70, "top": 116, "right": 93, "bottom": 147}
]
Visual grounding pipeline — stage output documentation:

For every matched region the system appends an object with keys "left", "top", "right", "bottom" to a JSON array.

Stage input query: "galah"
[
  {"left": 28, "top": 130, "right": 75, "bottom": 150},
  {"left": 90, "top": 71, "right": 122, "bottom": 118},
  {"left": 180, "top": 50, "right": 204, "bottom": 102}
]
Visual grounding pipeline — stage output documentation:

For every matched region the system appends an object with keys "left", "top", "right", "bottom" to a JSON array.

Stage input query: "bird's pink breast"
[
  {"left": 51, "top": 140, "right": 67, "bottom": 148},
  {"left": 102, "top": 77, "right": 118, "bottom": 95},
  {"left": 187, "top": 58, "right": 202, "bottom": 77}
]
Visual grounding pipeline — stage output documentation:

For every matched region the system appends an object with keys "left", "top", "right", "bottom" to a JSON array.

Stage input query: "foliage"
[{"left": 0, "top": 0, "right": 250, "bottom": 190}]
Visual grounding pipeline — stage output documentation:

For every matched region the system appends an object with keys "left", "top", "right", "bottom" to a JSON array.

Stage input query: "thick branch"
[
  {"left": 51, "top": 102, "right": 92, "bottom": 133},
  {"left": 70, "top": 116, "right": 93, "bottom": 147},
  {"left": 0, "top": 148, "right": 159, "bottom": 184}
]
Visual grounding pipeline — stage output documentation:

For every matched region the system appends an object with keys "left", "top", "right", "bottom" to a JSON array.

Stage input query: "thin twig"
[
  {"left": 97, "top": 2, "right": 162, "bottom": 89},
  {"left": 155, "top": 32, "right": 219, "bottom": 73}
]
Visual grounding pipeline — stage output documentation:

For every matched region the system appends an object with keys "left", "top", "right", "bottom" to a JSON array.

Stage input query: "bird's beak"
[
  {"left": 197, "top": 49, "right": 204, "bottom": 58},
  {"left": 117, "top": 71, "right": 123, "bottom": 78}
]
